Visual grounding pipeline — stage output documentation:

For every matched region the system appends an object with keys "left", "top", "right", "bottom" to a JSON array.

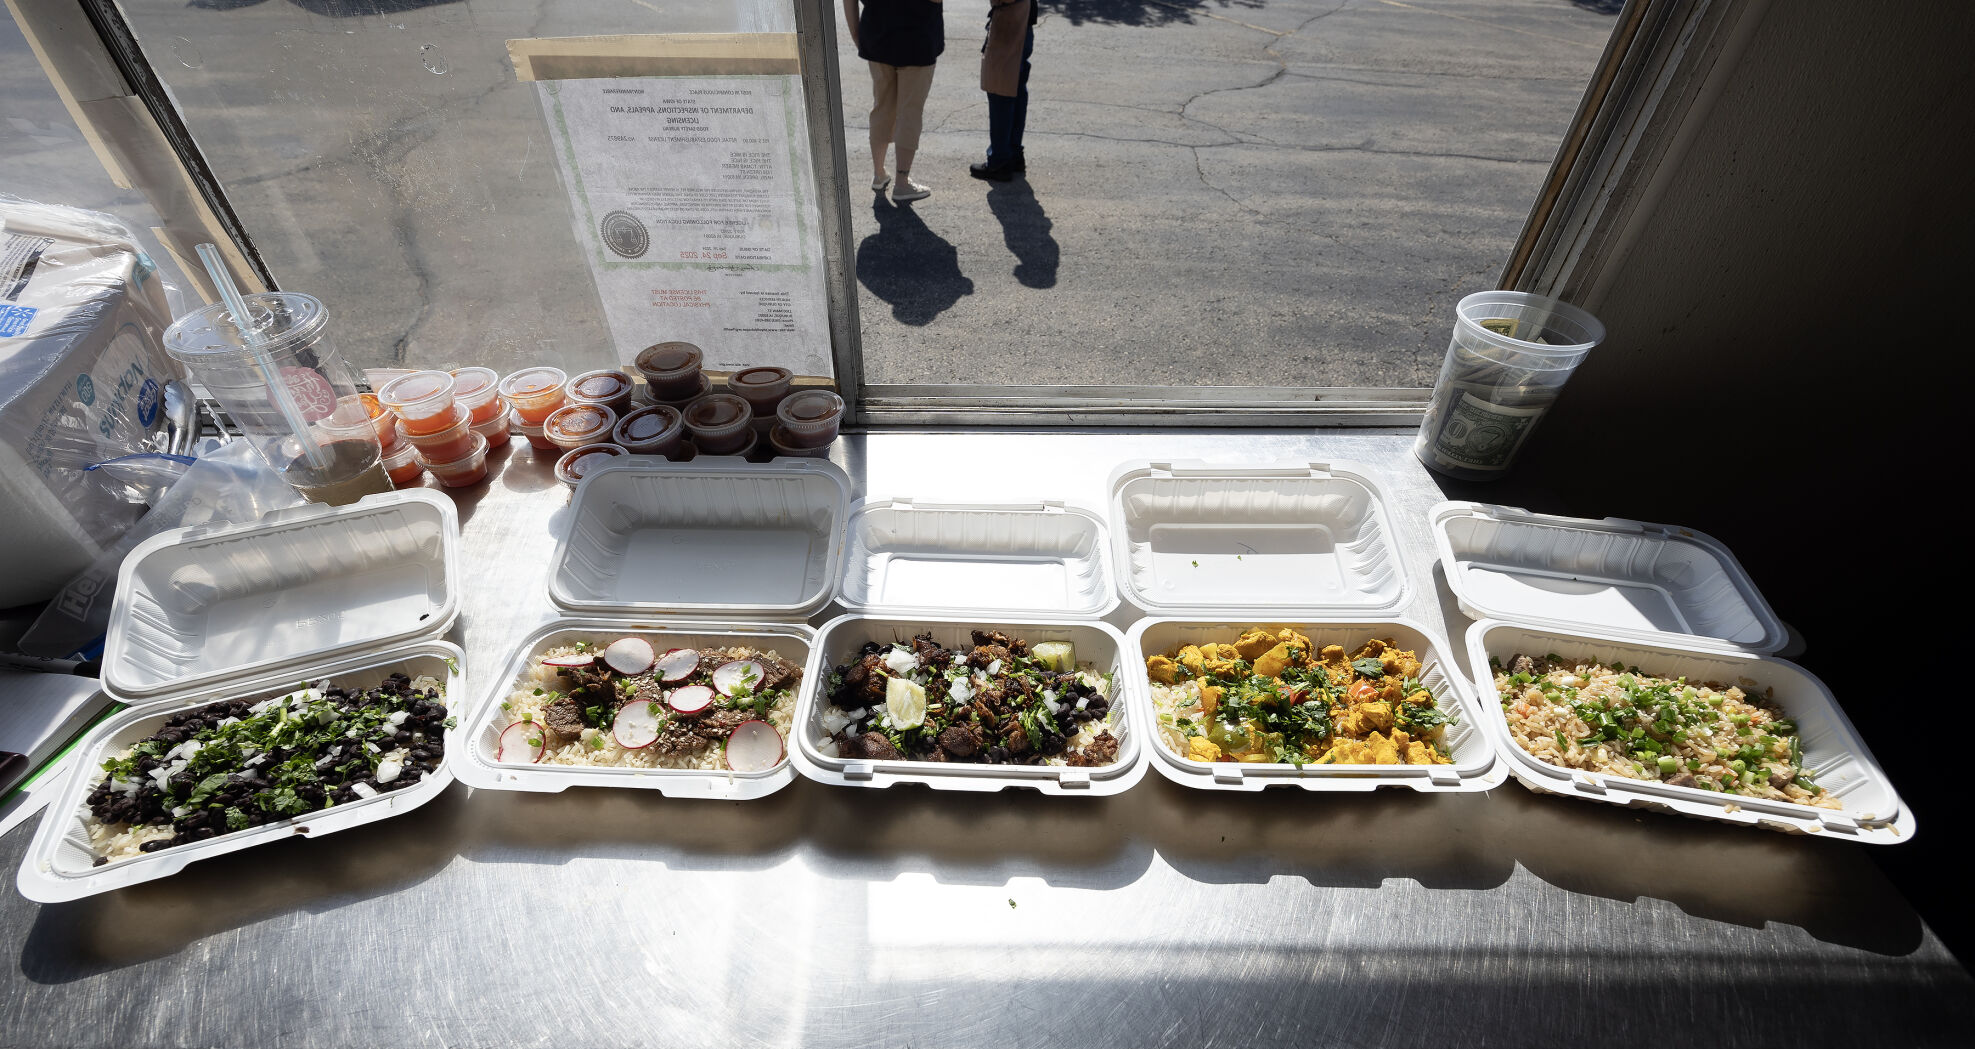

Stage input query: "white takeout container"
[
  {"left": 20, "top": 490, "right": 465, "bottom": 902},
  {"left": 453, "top": 458, "right": 851, "bottom": 800},
  {"left": 1110, "top": 461, "right": 1498, "bottom": 792},
  {"left": 1127, "top": 618, "right": 1497, "bottom": 792},
  {"left": 790, "top": 498, "right": 1144, "bottom": 794},
  {"left": 1434, "top": 501, "right": 1912, "bottom": 839}
]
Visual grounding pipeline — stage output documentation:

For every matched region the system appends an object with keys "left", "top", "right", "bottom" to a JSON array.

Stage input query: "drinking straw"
[{"left": 195, "top": 243, "right": 330, "bottom": 472}]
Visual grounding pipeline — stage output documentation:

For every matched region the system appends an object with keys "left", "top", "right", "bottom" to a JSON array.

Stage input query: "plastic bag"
[
  {"left": 1, "top": 194, "right": 184, "bottom": 606},
  {"left": 17, "top": 440, "right": 305, "bottom": 660}
]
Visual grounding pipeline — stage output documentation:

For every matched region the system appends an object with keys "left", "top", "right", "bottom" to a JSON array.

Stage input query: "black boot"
[{"left": 969, "top": 161, "right": 1016, "bottom": 182}]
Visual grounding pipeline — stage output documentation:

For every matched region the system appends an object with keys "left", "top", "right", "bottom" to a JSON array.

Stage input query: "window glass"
[
  {"left": 107, "top": 0, "right": 808, "bottom": 377},
  {"left": 2, "top": 6, "right": 192, "bottom": 301},
  {"left": 843, "top": 0, "right": 1622, "bottom": 388}
]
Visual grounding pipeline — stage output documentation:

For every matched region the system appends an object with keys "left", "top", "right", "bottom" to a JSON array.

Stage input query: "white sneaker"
[
  {"left": 871, "top": 173, "right": 892, "bottom": 192},
  {"left": 892, "top": 175, "right": 931, "bottom": 202}
]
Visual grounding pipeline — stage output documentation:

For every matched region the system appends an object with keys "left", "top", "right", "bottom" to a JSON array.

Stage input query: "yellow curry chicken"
[{"left": 1146, "top": 629, "right": 1454, "bottom": 766}]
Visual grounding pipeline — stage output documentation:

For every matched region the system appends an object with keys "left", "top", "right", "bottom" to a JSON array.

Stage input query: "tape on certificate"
[{"left": 507, "top": 34, "right": 801, "bottom": 82}]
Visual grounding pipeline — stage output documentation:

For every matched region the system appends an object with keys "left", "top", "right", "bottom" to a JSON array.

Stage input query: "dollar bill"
[{"left": 1424, "top": 390, "right": 1547, "bottom": 471}]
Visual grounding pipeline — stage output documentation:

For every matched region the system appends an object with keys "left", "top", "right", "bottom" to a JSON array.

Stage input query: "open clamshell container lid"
[
  {"left": 548, "top": 458, "right": 851, "bottom": 619},
  {"left": 1108, "top": 461, "right": 1411, "bottom": 616},
  {"left": 102, "top": 489, "right": 462, "bottom": 703},
  {"left": 836, "top": 498, "right": 1119, "bottom": 618},
  {"left": 791, "top": 497, "right": 1144, "bottom": 794},
  {"left": 455, "top": 458, "right": 850, "bottom": 800},
  {"left": 1429, "top": 501, "right": 1787, "bottom": 654},
  {"left": 23, "top": 490, "right": 464, "bottom": 901}
]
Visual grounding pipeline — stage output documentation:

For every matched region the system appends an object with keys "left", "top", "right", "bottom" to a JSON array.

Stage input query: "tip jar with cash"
[{"left": 1414, "top": 290, "right": 1605, "bottom": 481}]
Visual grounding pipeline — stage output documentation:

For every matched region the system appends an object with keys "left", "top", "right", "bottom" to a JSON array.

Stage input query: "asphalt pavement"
[{"left": 3, "top": 0, "right": 1617, "bottom": 389}]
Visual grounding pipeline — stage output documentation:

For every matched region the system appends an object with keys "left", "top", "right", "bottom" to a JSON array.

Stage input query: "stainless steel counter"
[{"left": 4, "top": 431, "right": 1970, "bottom": 1047}]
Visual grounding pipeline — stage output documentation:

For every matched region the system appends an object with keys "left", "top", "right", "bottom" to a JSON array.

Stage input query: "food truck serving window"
[{"left": 6, "top": 0, "right": 1632, "bottom": 426}]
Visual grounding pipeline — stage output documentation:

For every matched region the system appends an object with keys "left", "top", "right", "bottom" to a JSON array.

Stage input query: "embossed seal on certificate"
[{"left": 598, "top": 210, "right": 649, "bottom": 259}]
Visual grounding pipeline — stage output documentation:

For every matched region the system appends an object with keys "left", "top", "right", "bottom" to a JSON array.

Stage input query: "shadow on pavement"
[
  {"left": 856, "top": 193, "right": 975, "bottom": 325},
  {"left": 1051, "top": 0, "right": 1267, "bottom": 28},
  {"left": 987, "top": 180, "right": 1059, "bottom": 289}
]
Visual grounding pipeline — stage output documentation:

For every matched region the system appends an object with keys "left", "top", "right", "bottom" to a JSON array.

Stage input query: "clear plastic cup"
[
  {"left": 511, "top": 408, "right": 558, "bottom": 452},
  {"left": 543, "top": 403, "right": 618, "bottom": 451},
  {"left": 774, "top": 389, "right": 844, "bottom": 447},
  {"left": 377, "top": 370, "right": 458, "bottom": 436},
  {"left": 396, "top": 404, "right": 475, "bottom": 463},
  {"left": 381, "top": 440, "right": 424, "bottom": 488},
  {"left": 469, "top": 409, "right": 511, "bottom": 450},
  {"left": 1415, "top": 291, "right": 1605, "bottom": 481},
  {"left": 566, "top": 369, "right": 635, "bottom": 414},
  {"left": 499, "top": 366, "right": 568, "bottom": 424},
  {"left": 417, "top": 430, "right": 490, "bottom": 488},
  {"left": 682, "top": 393, "right": 753, "bottom": 454},
  {"left": 612, "top": 404, "right": 684, "bottom": 456},
  {"left": 450, "top": 366, "right": 505, "bottom": 424},
  {"left": 727, "top": 366, "right": 793, "bottom": 416},
  {"left": 635, "top": 341, "right": 704, "bottom": 401},
  {"left": 768, "top": 423, "right": 832, "bottom": 459},
  {"left": 162, "top": 291, "right": 388, "bottom": 505},
  {"left": 555, "top": 443, "right": 627, "bottom": 490}
]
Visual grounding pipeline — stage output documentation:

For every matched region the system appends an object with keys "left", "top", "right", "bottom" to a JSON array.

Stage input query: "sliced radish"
[
  {"left": 604, "top": 636, "right": 656, "bottom": 675},
  {"left": 712, "top": 660, "right": 764, "bottom": 697},
  {"left": 498, "top": 721, "right": 547, "bottom": 763},
  {"left": 667, "top": 684, "right": 715, "bottom": 714},
  {"left": 614, "top": 700, "right": 664, "bottom": 749},
  {"left": 655, "top": 647, "right": 701, "bottom": 682},
  {"left": 541, "top": 651, "right": 594, "bottom": 668},
  {"left": 725, "top": 720, "right": 784, "bottom": 772}
]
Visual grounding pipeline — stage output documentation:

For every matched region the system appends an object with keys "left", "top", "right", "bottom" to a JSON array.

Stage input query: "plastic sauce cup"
[
  {"left": 566, "top": 369, "right": 635, "bottom": 414},
  {"left": 635, "top": 342, "right": 704, "bottom": 401},
  {"left": 773, "top": 389, "right": 844, "bottom": 447},
  {"left": 396, "top": 404, "right": 475, "bottom": 463},
  {"left": 613, "top": 404, "right": 684, "bottom": 456},
  {"left": 555, "top": 443, "right": 627, "bottom": 490},
  {"left": 361, "top": 393, "right": 399, "bottom": 451},
  {"left": 377, "top": 370, "right": 458, "bottom": 436},
  {"left": 381, "top": 440, "right": 424, "bottom": 487},
  {"left": 450, "top": 366, "right": 505, "bottom": 424},
  {"left": 727, "top": 366, "right": 793, "bottom": 416},
  {"left": 668, "top": 438, "right": 698, "bottom": 462},
  {"left": 417, "top": 430, "right": 490, "bottom": 487},
  {"left": 543, "top": 403, "right": 619, "bottom": 451},
  {"left": 499, "top": 366, "right": 568, "bottom": 424},
  {"left": 511, "top": 408, "right": 558, "bottom": 452},
  {"left": 682, "top": 393, "right": 753, "bottom": 454},
  {"left": 769, "top": 423, "right": 832, "bottom": 459},
  {"left": 469, "top": 409, "right": 511, "bottom": 450},
  {"left": 652, "top": 373, "right": 711, "bottom": 407}
]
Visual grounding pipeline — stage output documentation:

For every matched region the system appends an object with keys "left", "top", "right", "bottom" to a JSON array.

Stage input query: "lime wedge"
[
  {"left": 886, "top": 677, "right": 927, "bottom": 730},
  {"left": 1032, "top": 641, "right": 1076, "bottom": 672}
]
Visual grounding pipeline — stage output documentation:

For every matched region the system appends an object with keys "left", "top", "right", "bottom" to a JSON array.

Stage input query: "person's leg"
[
  {"left": 1010, "top": 25, "right": 1034, "bottom": 169},
  {"left": 891, "top": 64, "right": 936, "bottom": 200},
  {"left": 867, "top": 61, "right": 898, "bottom": 184},
  {"left": 892, "top": 64, "right": 935, "bottom": 175},
  {"left": 985, "top": 93, "right": 1015, "bottom": 168}
]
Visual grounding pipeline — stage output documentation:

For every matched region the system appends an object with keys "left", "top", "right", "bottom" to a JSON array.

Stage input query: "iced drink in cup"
[
  {"left": 1415, "top": 291, "right": 1605, "bottom": 481},
  {"left": 163, "top": 292, "right": 389, "bottom": 505}
]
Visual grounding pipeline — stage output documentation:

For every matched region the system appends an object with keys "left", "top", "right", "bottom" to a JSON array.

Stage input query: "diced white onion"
[
  {"left": 375, "top": 753, "right": 404, "bottom": 784},
  {"left": 817, "top": 740, "right": 841, "bottom": 757},
  {"left": 364, "top": 742, "right": 380, "bottom": 754},
  {"left": 949, "top": 676, "right": 975, "bottom": 705},
  {"left": 170, "top": 805, "right": 188, "bottom": 818},
  {"left": 350, "top": 782, "right": 378, "bottom": 799},
  {"left": 1076, "top": 697, "right": 1089, "bottom": 711},
  {"left": 884, "top": 646, "right": 919, "bottom": 674},
  {"left": 217, "top": 716, "right": 240, "bottom": 728},
  {"left": 388, "top": 711, "right": 410, "bottom": 726},
  {"left": 987, "top": 659, "right": 1003, "bottom": 676}
]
